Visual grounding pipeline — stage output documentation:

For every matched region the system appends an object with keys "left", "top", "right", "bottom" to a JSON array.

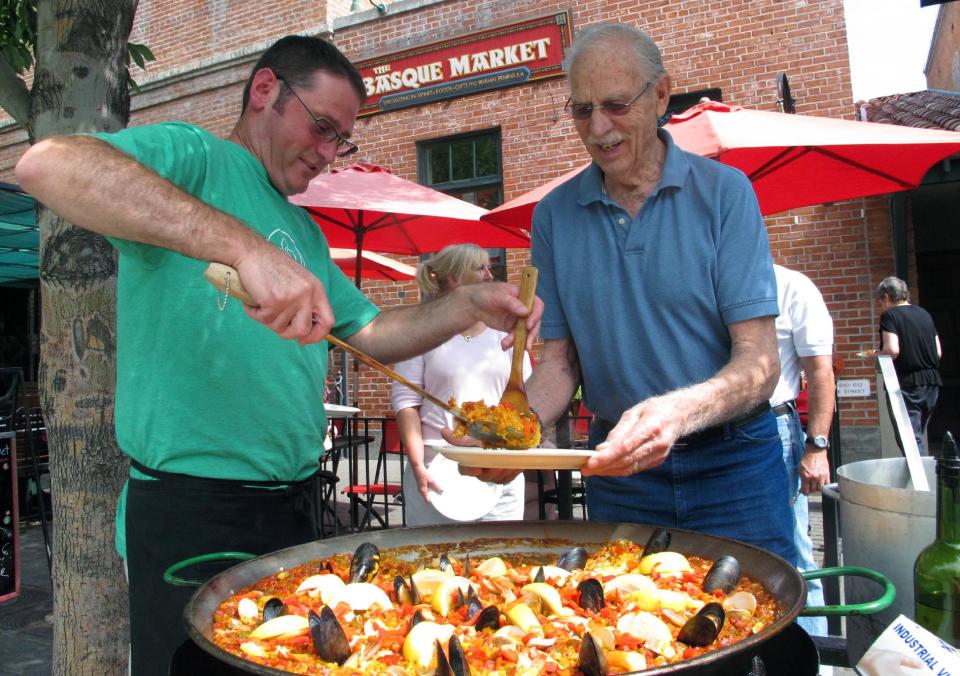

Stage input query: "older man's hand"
[
  {"left": 799, "top": 449, "right": 830, "bottom": 495},
  {"left": 580, "top": 396, "right": 682, "bottom": 477}
]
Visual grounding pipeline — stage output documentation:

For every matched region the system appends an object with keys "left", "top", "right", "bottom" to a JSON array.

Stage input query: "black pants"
[
  {"left": 896, "top": 384, "right": 940, "bottom": 455},
  {"left": 125, "top": 468, "right": 319, "bottom": 676}
]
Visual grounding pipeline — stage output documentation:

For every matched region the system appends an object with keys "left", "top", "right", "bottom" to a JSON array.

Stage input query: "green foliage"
[
  {"left": 0, "top": 0, "right": 37, "bottom": 74},
  {"left": 0, "top": 0, "right": 154, "bottom": 87}
]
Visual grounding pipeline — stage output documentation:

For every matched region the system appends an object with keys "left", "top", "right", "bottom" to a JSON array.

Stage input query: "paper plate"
[
  {"left": 427, "top": 454, "right": 502, "bottom": 521},
  {"left": 323, "top": 403, "right": 361, "bottom": 418},
  {"left": 438, "top": 447, "right": 595, "bottom": 470}
]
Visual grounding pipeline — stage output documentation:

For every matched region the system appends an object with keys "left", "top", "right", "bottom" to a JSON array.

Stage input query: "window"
[{"left": 418, "top": 130, "right": 506, "bottom": 281}]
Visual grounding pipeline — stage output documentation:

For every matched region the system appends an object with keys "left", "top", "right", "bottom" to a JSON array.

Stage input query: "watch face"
[{"left": 812, "top": 435, "right": 830, "bottom": 449}]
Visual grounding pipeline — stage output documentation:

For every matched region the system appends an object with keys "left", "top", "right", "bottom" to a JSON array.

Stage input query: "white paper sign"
[
  {"left": 837, "top": 378, "right": 871, "bottom": 398},
  {"left": 857, "top": 614, "right": 960, "bottom": 675}
]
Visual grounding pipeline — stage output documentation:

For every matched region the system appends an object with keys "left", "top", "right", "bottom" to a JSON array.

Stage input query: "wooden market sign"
[{"left": 355, "top": 11, "right": 573, "bottom": 117}]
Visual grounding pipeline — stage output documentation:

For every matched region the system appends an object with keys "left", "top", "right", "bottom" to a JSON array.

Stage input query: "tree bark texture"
[{"left": 31, "top": 1, "right": 139, "bottom": 673}]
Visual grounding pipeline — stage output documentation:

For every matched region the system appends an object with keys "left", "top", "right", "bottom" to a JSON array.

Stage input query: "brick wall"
[
  {"left": 0, "top": 0, "right": 900, "bottom": 435},
  {"left": 926, "top": 3, "right": 960, "bottom": 92}
]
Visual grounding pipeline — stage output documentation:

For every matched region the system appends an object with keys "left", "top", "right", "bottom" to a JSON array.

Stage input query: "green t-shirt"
[{"left": 96, "top": 122, "right": 379, "bottom": 554}]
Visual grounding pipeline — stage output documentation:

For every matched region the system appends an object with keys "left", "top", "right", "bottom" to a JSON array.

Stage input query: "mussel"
[
  {"left": 309, "top": 606, "right": 352, "bottom": 665},
  {"left": 435, "top": 634, "right": 472, "bottom": 676},
  {"left": 473, "top": 605, "right": 500, "bottom": 631},
  {"left": 465, "top": 585, "right": 483, "bottom": 620},
  {"left": 577, "top": 631, "right": 609, "bottom": 676},
  {"left": 577, "top": 578, "right": 605, "bottom": 612},
  {"left": 321, "top": 560, "right": 334, "bottom": 573},
  {"left": 557, "top": 546, "right": 588, "bottom": 572},
  {"left": 394, "top": 574, "right": 421, "bottom": 605},
  {"left": 642, "top": 528, "right": 672, "bottom": 556},
  {"left": 411, "top": 608, "right": 428, "bottom": 627},
  {"left": 261, "top": 597, "right": 286, "bottom": 622},
  {"left": 349, "top": 542, "right": 381, "bottom": 583},
  {"left": 533, "top": 566, "right": 546, "bottom": 583},
  {"left": 439, "top": 553, "right": 455, "bottom": 574},
  {"left": 677, "top": 602, "right": 725, "bottom": 647},
  {"left": 702, "top": 555, "right": 741, "bottom": 595}
]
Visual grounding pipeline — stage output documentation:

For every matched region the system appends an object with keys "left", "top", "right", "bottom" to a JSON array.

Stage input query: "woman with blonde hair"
[{"left": 391, "top": 244, "right": 531, "bottom": 525}]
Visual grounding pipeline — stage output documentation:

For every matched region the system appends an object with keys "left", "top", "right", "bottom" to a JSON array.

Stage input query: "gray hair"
[
  {"left": 416, "top": 244, "right": 488, "bottom": 299},
  {"left": 563, "top": 23, "right": 666, "bottom": 81},
  {"left": 876, "top": 276, "right": 910, "bottom": 303}
]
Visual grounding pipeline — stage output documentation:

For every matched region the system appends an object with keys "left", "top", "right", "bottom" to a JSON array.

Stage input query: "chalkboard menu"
[{"left": 0, "top": 431, "right": 18, "bottom": 601}]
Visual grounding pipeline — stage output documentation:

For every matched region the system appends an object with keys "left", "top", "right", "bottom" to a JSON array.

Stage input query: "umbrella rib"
[{"left": 748, "top": 146, "right": 913, "bottom": 189}]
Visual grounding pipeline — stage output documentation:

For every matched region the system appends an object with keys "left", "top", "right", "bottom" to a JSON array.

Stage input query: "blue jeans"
[
  {"left": 776, "top": 406, "right": 828, "bottom": 636},
  {"left": 586, "top": 412, "right": 798, "bottom": 566}
]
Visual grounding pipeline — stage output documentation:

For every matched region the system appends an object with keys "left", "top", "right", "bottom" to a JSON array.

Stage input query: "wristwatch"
[{"left": 806, "top": 434, "right": 830, "bottom": 452}]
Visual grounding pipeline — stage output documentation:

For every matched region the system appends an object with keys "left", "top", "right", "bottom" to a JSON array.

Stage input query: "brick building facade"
[{"left": 0, "top": 0, "right": 920, "bottom": 459}]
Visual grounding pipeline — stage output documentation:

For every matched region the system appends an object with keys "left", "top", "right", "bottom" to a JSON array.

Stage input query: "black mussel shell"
[
  {"left": 533, "top": 566, "right": 546, "bottom": 583},
  {"left": 577, "top": 578, "right": 605, "bottom": 612},
  {"left": 394, "top": 574, "right": 420, "bottom": 605},
  {"left": 702, "top": 555, "right": 741, "bottom": 595},
  {"left": 448, "top": 634, "right": 472, "bottom": 676},
  {"left": 348, "top": 542, "right": 381, "bottom": 583},
  {"left": 473, "top": 605, "right": 500, "bottom": 632},
  {"left": 463, "top": 553, "right": 471, "bottom": 577},
  {"left": 411, "top": 608, "right": 427, "bottom": 627},
  {"left": 309, "top": 607, "right": 352, "bottom": 665},
  {"left": 642, "top": 528, "right": 672, "bottom": 556},
  {"left": 557, "top": 546, "right": 589, "bottom": 572},
  {"left": 321, "top": 560, "right": 334, "bottom": 573},
  {"left": 577, "top": 631, "right": 608, "bottom": 676},
  {"left": 261, "top": 597, "right": 286, "bottom": 622},
  {"left": 465, "top": 585, "right": 482, "bottom": 620},
  {"left": 434, "top": 638, "right": 454, "bottom": 676},
  {"left": 678, "top": 602, "right": 726, "bottom": 647},
  {"left": 439, "top": 553, "right": 455, "bottom": 574}
]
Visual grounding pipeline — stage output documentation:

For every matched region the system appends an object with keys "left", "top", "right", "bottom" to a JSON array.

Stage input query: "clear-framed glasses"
[
  {"left": 275, "top": 74, "right": 359, "bottom": 157},
  {"left": 565, "top": 79, "right": 655, "bottom": 121}
]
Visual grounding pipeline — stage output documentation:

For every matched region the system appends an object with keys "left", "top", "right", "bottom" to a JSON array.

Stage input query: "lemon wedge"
[
  {"left": 505, "top": 602, "right": 541, "bottom": 633},
  {"left": 431, "top": 576, "right": 477, "bottom": 616},
  {"left": 637, "top": 551, "right": 692, "bottom": 576},
  {"left": 295, "top": 574, "right": 346, "bottom": 603},
  {"left": 248, "top": 614, "right": 310, "bottom": 639},
  {"left": 402, "top": 621, "right": 454, "bottom": 669},
  {"left": 520, "top": 583, "right": 566, "bottom": 616},
  {"left": 607, "top": 650, "right": 647, "bottom": 671},
  {"left": 411, "top": 568, "right": 454, "bottom": 599},
  {"left": 475, "top": 556, "right": 508, "bottom": 577},
  {"left": 328, "top": 582, "right": 393, "bottom": 612}
]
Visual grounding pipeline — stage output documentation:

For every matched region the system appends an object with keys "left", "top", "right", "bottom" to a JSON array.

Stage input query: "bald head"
[{"left": 563, "top": 23, "right": 666, "bottom": 82}]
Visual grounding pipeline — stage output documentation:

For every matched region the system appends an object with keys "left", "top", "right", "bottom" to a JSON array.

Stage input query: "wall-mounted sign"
[
  {"left": 837, "top": 378, "right": 872, "bottom": 398},
  {"left": 354, "top": 11, "right": 573, "bottom": 117}
]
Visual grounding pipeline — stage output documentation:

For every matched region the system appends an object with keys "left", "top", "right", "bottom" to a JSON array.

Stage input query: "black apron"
[{"left": 125, "top": 459, "right": 320, "bottom": 676}]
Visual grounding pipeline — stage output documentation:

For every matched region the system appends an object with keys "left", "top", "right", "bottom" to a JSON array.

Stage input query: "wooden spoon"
[
  {"left": 202, "top": 262, "right": 510, "bottom": 446},
  {"left": 499, "top": 266, "right": 538, "bottom": 414}
]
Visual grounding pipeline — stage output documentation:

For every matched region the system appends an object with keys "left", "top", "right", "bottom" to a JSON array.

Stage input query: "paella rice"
[{"left": 451, "top": 398, "right": 541, "bottom": 449}]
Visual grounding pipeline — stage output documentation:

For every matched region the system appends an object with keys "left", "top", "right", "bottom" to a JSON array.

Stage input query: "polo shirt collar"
[{"left": 577, "top": 128, "right": 690, "bottom": 207}]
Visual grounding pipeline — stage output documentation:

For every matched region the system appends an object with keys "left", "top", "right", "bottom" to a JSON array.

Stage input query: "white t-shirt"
[
  {"left": 391, "top": 327, "right": 533, "bottom": 447},
  {"left": 771, "top": 265, "right": 834, "bottom": 406}
]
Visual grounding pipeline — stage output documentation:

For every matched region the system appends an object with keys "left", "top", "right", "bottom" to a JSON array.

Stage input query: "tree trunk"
[{"left": 31, "top": 1, "right": 139, "bottom": 672}]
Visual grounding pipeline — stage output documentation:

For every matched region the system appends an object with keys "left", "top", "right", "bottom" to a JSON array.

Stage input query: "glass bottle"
[{"left": 914, "top": 431, "right": 960, "bottom": 646}]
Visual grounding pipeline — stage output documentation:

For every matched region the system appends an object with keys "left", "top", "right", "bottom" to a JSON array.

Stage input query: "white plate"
[
  {"left": 438, "top": 447, "right": 596, "bottom": 470},
  {"left": 323, "top": 403, "right": 361, "bottom": 418},
  {"left": 426, "top": 455, "right": 502, "bottom": 521}
]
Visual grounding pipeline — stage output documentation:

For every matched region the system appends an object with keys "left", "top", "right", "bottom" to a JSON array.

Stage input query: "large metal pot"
[{"left": 178, "top": 521, "right": 891, "bottom": 675}]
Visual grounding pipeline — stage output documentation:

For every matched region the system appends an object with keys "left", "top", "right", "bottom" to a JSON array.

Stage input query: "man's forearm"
[
  {"left": 16, "top": 135, "right": 262, "bottom": 265},
  {"left": 660, "top": 316, "right": 780, "bottom": 436},
  {"left": 527, "top": 338, "right": 581, "bottom": 425},
  {"left": 801, "top": 355, "right": 835, "bottom": 439}
]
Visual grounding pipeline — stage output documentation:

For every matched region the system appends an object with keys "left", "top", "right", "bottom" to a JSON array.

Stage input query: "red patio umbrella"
[
  {"left": 290, "top": 162, "right": 530, "bottom": 287},
  {"left": 664, "top": 100, "right": 960, "bottom": 215},
  {"left": 481, "top": 101, "right": 960, "bottom": 225},
  {"left": 330, "top": 248, "right": 415, "bottom": 281}
]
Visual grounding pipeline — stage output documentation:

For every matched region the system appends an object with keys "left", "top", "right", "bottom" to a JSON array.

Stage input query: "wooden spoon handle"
[
  {"left": 203, "top": 262, "right": 465, "bottom": 420},
  {"left": 509, "top": 267, "right": 538, "bottom": 387}
]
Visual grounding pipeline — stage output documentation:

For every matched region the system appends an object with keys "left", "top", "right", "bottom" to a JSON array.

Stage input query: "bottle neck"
[{"left": 937, "top": 474, "right": 960, "bottom": 543}]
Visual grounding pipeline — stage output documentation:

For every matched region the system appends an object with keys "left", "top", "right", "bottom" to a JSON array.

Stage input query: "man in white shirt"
[{"left": 771, "top": 265, "right": 835, "bottom": 636}]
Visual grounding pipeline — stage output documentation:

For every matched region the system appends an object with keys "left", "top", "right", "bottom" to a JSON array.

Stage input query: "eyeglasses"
[
  {"left": 275, "top": 74, "right": 359, "bottom": 157},
  {"left": 565, "top": 79, "right": 655, "bottom": 120}
]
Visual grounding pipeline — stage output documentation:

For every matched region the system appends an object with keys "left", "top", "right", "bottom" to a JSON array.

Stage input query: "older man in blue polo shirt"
[{"left": 526, "top": 23, "right": 796, "bottom": 564}]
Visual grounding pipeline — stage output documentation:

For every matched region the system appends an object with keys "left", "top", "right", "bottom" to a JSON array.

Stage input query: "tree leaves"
[{"left": 0, "top": 0, "right": 38, "bottom": 74}]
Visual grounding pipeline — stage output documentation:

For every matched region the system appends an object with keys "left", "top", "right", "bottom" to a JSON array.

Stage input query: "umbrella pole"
[{"left": 352, "top": 230, "right": 364, "bottom": 407}]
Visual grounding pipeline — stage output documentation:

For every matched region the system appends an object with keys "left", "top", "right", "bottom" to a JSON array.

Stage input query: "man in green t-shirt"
[{"left": 16, "top": 35, "right": 541, "bottom": 674}]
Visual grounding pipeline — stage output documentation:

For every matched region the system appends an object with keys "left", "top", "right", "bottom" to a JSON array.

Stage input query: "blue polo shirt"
[{"left": 531, "top": 129, "right": 778, "bottom": 423}]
